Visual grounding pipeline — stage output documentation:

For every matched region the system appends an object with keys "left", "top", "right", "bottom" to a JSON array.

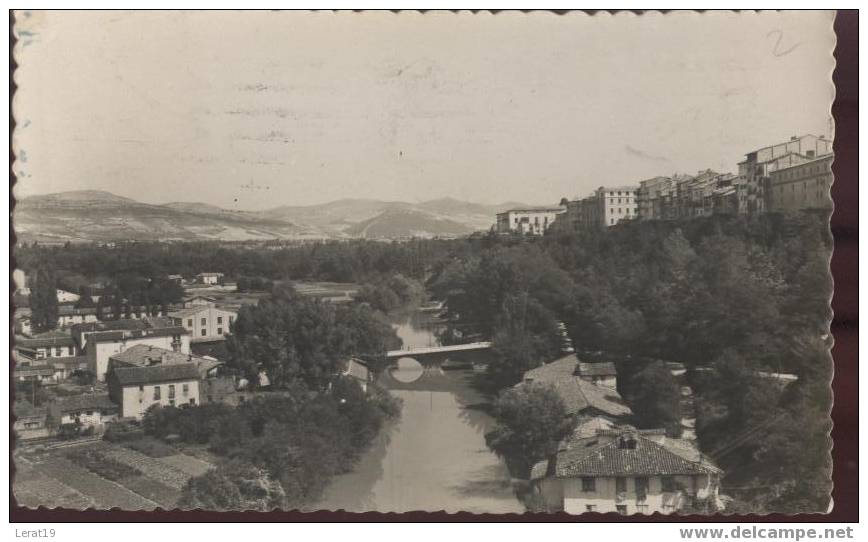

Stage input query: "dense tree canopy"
[
  {"left": 225, "top": 285, "right": 401, "bottom": 390},
  {"left": 485, "top": 383, "right": 575, "bottom": 475}
]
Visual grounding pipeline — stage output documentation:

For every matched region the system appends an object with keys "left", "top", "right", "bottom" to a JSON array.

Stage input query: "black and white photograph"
[{"left": 9, "top": 9, "right": 843, "bottom": 518}]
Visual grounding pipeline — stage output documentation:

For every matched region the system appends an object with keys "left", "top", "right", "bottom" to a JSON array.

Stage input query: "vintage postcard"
[{"left": 11, "top": 10, "right": 836, "bottom": 515}]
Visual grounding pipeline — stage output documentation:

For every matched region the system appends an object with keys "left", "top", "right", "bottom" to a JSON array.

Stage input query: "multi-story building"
[
  {"left": 107, "top": 363, "right": 201, "bottom": 419},
  {"left": 496, "top": 207, "right": 566, "bottom": 235},
  {"left": 83, "top": 327, "right": 191, "bottom": 381},
  {"left": 738, "top": 134, "right": 833, "bottom": 216},
  {"left": 590, "top": 186, "right": 639, "bottom": 227},
  {"left": 766, "top": 153, "right": 834, "bottom": 212},
  {"left": 636, "top": 176, "right": 674, "bottom": 221},
  {"left": 531, "top": 424, "right": 721, "bottom": 514},
  {"left": 168, "top": 301, "right": 237, "bottom": 343}
]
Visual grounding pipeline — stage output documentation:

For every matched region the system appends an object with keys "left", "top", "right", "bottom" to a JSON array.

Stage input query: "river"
[{"left": 315, "top": 311, "right": 524, "bottom": 513}]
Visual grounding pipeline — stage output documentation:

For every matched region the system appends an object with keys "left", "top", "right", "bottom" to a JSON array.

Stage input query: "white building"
[
  {"left": 56, "top": 289, "right": 81, "bottom": 303},
  {"left": 48, "top": 394, "right": 118, "bottom": 429},
  {"left": 107, "top": 363, "right": 201, "bottom": 419},
  {"left": 531, "top": 424, "right": 721, "bottom": 514},
  {"left": 496, "top": 207, "right": 566, "bottom": 235},
  {"left": 85, "top": 327, "right": 191, "bottom": 381},
  {"left": 196, "top": 272, "right": 224, "bottom": 285},
  {"left": 168, "top": 303, "right": 237, "bottom": 342}
]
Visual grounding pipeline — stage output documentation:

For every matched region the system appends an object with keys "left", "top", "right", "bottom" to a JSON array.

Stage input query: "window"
[
  {"left": 190, "top": 398, "right": 196, "bottom": 405},
  {"left": 201, "top": 329, "right": 207, "bottom": 336},
  {"left": 616, "top": 505, "right": 628, "bottom": 515},
  {"left": 217, "top": 328, "right": 223, "bottom": 335},
  {"left": 154, "top": 386, "right": 161, "bottom": 400},
  {"left": 217, "top": 316, "right": 223, "bottom": 324},
  {"left": 169, "top": 385, "right": 175, "bottom": 399},
  {"left": 636, "top": 504, "right": 649, "bottom": 514},
  {"left": 182, "top": 383, "right": 189, "bottom": 394},
  {"left": 661, "top": 476, "right": 676, "bottom": 492},
  {"left": 585, "top": 505, "right": 596, "bottom": 513},
  {"left": 169, "top": 399, "right": 175, "bottom": 406},
  {"left": 56, "top": 347, "right": 62, "bottom": 357},
  {"left": 581, "top": 477, "right": 596, "bottom": 492},
  {"left": 616, "top": 477, "right": 627, "bottom": 494},
  {"left": 635, "top": 476, "right": 649, "bottom": 501},
  {"left": 139, "top": 385, "right": 144, "bottom": 391},
  {"left": 187, "top": 319, "right": 193, "bottom": 327},
  {"left": 201, "top": 317, "right": 207, "bottom": 326}
]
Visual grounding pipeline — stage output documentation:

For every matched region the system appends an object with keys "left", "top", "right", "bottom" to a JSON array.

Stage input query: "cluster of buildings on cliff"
[{"left": 495, "top": 134, "right": 834, "bottom": 235}]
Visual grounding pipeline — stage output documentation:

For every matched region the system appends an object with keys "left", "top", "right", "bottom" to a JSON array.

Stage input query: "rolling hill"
[{"left": 13, "top": 190, "right": 540, "bottom": 243}]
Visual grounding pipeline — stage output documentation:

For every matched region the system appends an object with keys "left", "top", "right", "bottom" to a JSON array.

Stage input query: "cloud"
[{"left": 625, "top": 145, "right": 669, "bottom": 163}]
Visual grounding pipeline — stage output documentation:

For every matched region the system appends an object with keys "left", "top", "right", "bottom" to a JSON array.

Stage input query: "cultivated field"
[{"left": 13, "top": 439, "right": 216, "bottom": 510}]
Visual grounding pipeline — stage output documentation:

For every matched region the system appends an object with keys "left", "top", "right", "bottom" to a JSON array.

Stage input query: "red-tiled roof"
[
  {"left": 111, "top": 363, "right": 200, "bottom": 386},
  {"left": 51, "top": 394, "right": 117, "bottom": 414},
  {"left": 523, "top": 354, "right": 579, "bottom": 382},
  {"left": 555, "top": 432, "right": 718, "bottom": 478}
]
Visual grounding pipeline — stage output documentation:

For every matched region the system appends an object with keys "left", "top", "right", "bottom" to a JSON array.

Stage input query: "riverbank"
[{"left": 313, "top": 311, "right": 524, "bottom": 513}]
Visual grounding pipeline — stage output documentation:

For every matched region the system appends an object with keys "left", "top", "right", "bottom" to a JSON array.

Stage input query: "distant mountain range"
[{"left": 13, "top": 190, "right": 536, "bottom": 243}]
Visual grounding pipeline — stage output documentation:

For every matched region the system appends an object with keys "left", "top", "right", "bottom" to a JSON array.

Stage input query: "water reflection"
[
  {"left": 315, "top": 312, "right": 523, "bottom": 513},
  {"left": 391, "top": 358, "right": 424, "bottom": 383}
]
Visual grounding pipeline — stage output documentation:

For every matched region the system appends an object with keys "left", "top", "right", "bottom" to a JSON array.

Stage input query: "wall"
[
  {"left": 119, "top": 379, "right": 200, "bottom": 419},
  {"left": 177, "top": 305, "right": 237, "bottom": 341},
  {"left": 90, "top": 334, "right": 191, "bottom": 381},
  {"left": 561, "top": 474, "right": 713, "bottom": 515}
]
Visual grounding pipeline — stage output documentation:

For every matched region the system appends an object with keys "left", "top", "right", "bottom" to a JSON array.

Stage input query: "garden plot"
[
  {"left": 101, "top": 447, "right": 192, "bottom": 490},
  {"left": 13, "top": 462, "right": 95, "bottom": 510},
  {"left": 158, "top": 453, "right": 214, "bottom": 478},
  {"left": 39, "top": 455, "right": 158, "bottom": 510}
]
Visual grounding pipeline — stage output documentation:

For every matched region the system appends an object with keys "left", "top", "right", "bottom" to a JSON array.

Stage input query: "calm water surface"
[{"left": 316, "top": 312, "right": 523, "bottom": 513}]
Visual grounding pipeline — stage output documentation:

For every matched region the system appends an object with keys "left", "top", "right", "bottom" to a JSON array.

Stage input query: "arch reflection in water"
[{"left": 390, "top": 357, "right": 424, "bottom": 383}]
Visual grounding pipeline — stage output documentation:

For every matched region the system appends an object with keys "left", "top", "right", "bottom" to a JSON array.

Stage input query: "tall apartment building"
[
  {"left": 767, "top": 153, "right": 834, "bottom": 212},
  {"left": 738, "top": 134, "right": 833, "bottom": 216}
]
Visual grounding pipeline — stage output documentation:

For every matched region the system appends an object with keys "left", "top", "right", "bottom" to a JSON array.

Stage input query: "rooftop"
[
  {"left": 111, "top": 363, "right": 201, "bottom": 386},
  {"left": 51, "top": 394, "right": 117, "bottom": 414},
  {"left": 110, "top": 344, "right": 222, "bottom": 378},
  {"left": 555, "top": 429, "right": 719, "bottom": 478},
  {"left": 88, "top": 326, "right": 189, "bottom": 344}
]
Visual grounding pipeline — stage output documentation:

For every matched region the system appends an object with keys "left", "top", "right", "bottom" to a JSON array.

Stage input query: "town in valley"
[
  {"left": 11, "top": 10, "right": 835, "bottom": 517},
  {"left": 13, "top": 133, "right": 833, "bottom": 515}
]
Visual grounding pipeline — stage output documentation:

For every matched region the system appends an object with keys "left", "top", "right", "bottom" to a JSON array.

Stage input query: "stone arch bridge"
[{"left": 379, "top": 342, "right": 493, "bottom": 391}]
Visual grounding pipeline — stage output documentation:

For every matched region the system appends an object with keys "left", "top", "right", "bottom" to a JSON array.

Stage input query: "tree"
[
  {"left": 179, "top": 460, "right": 286, "bottom": 511},
  {"left": 226, "top": 285, "right": 399, "bottom": 391},
  {"left": 29, "top": 266, "right": 58, "bottom": 332},
  {"left": 485, "top": 383, "right": 575, "bottom": 475},
  {"left": 626, "top": 361, "right": 682, "bottom": 435}
]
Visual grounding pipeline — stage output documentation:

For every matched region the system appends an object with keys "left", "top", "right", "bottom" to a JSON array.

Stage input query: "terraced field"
[{"left": 13, "top": 440, "right": 216, "bottom": 510}]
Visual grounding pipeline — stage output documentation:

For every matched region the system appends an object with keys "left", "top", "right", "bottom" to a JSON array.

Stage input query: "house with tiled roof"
[
  {"left": 341, "top": 357, "right": 372, "bottom": 392},
  {"left": 48, "top": 394, "right": 118, "bottom": 429},
  {"left": 76, "top": 323, "right": 191, "bottom": 382},
  {"left": 107, "top": 362, "right": 201, "bottom": 419},
  {"left": 521, "top": 354, "right": 630, "bottom": 420},
  {"left": 14, "top": 331, "right": 79, "bottom": 362},
  {"left": 168, "top": 301, "right": 237, "bottom": 343},
  {"left": 531, "top": 424, "right": 721, "bottom": 515}
]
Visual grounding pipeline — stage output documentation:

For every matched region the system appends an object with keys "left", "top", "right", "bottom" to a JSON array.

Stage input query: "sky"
[{"left": 12, "top": 10, "right": 836, "bottom": 211}]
